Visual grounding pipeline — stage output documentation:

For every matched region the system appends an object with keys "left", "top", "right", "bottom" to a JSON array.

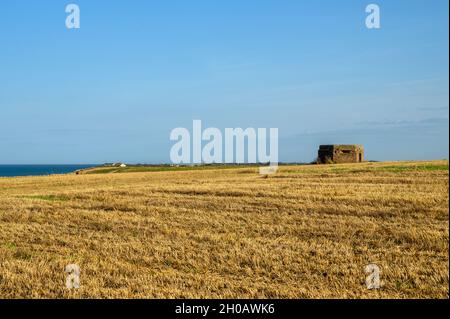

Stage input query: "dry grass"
[{"left": 0, "top": 160, "right": 448, "bottom": 299}]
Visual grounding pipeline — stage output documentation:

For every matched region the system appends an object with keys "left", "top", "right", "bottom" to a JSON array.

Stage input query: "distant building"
[
  {"left": 318, "top": 145, "right": 364, "bottom": 164},
  {"left": 111, "top": 163, "right": 127, "bottom": 167}
]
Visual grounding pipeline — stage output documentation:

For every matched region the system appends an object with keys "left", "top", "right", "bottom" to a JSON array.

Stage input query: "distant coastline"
[
  {"left": 1, "top": 163, "right": 306, "bottom": 177},
  {"left": 2, "top": 160, "right": 446, "bottom": 178},
  {"left": 0, "top": 165, "right": 97, "bottom": 177}
]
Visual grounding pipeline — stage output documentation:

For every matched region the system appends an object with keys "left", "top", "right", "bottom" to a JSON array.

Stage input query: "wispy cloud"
[
  {"left": 416, "top": 106, "right": 449, "bottom": 112},
  {"left": 354, "top": 117, "right": 449, "bottom": 127}
]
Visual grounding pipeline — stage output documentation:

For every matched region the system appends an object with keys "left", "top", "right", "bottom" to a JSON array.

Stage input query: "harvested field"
[{"left": 0, "top": 160, "right": 448, "bottom": 298}]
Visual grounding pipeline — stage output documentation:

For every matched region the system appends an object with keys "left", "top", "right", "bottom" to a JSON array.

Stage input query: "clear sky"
[{"left": 0, "top": 0, "right": 448, "bottom": 164}]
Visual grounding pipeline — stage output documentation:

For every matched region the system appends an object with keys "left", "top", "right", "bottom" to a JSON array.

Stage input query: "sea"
[{"left": 0, "top": 165, "right": 97, "bottom": 177}]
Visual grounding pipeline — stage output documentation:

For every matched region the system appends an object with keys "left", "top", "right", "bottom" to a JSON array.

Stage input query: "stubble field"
[{"left": 0, "top": 160, "right": 448, "bottom": 298}]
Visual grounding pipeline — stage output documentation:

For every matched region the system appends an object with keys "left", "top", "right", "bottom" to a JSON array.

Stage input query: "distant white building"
[{"left": 112, "top": 163, "right": 127, "bottom": 168}]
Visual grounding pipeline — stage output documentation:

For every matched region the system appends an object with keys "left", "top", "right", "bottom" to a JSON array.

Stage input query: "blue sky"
[{"left": 0, "top": 0, "right": 448, "bottom": 164}]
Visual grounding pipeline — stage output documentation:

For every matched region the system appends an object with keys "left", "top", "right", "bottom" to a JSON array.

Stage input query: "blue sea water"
[{"left": 0, "top": 165, "right": 97, "bottom": 177}]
